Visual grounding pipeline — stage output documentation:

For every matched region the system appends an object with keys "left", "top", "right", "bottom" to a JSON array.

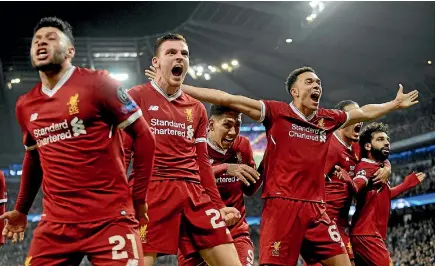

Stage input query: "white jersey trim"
[
  {"left": 195, "top": 137, "right": 207, "bottom": 144},
  {"left": 118, "top": 109, "right": 143, "bottom": 130},
  {"left": 24, "top": 144, "right": 37, "bottom": 151},
  {"left": 207, "top": 139, "right": 227, "bottom": 155},
  {"left": 333, "top": 132, "right": 352, "bottom": 150},
  {"left": 289, "top": 102, "right": 317, "bottom": 121},
  {"left": 361, "top": 158, "right": 380, "bottom": 165},
  {"left": 151, "top": 80, "right": 182, "bottom": 102},
  {"left": 0, "top": 199, "right": 7, "bottom": 204},
  {"left": 338, "top": 112, "right": 351, "bottom": 129},
  {"left": 41, "top": 66, "right": 76, "bottom": 98},
  {"left": 257, "top": 100, "right": 266, "bottom": 123},
  {"left": 354, "top": 175, "right": 369, "bottom": 185}
]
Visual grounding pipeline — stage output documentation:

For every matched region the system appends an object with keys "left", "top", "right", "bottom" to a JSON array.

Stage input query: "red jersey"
[
  {"left": 208, "top": 135, "right": 256, "bottom": 237},
  {"left": 259, "top": 101, "right": 348, "bottom": 202},
  {"left": 15, "top": 67, "right": 143, "bottom": 223},
  {"left": 323, "top": 133, "right": 360, "bottom": 227},
  {"left": 0, "top": 171, "right": 6, "bottom": 244},
  {"left": 127, "top": 81, "right": 207, "bottom": 182},
  {"left": 351, "top": 158, "right": 391, "bottom": 240}
]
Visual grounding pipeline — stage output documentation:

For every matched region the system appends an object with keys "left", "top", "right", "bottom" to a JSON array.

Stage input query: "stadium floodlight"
[
  {"left": 310, "top": 13, "right": 317, "bottom": 19},
  {"left": 11, "top": 78, "right": 20, "bottom": 84},
  {"left": 196, "top": 72, "right": 203, "bottom": 77},
  {"left": 318, "top": 2, "right": 325, "bottom": 12},
  {"left": 196, "top": 66, "right": 204, "bottom": 72},
  {"left": 309, "top": 1, "right": 319, "bottom": 8},
  {"left": 209, "top": 66, "right": 217, "bottom": 72},
  {"left": 204, "top": 73, "right": 211, "bottom": 80},
  {"left": 231, "top": 60, "right": 239, "bottom": 66},
  {"left": 187, "top": 67, "right": 197, "bottom": 79},
  {"left": 428, "top": 60, "right": 432, "bottom": 65},
  {"left": 306, "top": 16, "right": 313, "bottom": 21},
  {"left": 286, "top": 39, "right": 293, "bottom": 43},
  {"left": 110, "top": 73, "right": 129, "bottom": 81},
  {"left": 221, "top": 63, "right": 229, "bottom": 70}
]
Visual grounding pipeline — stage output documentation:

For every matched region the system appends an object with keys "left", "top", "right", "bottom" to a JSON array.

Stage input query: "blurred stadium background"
[{"left": 0, "top": 1, "right": 434, "bottom": 266}]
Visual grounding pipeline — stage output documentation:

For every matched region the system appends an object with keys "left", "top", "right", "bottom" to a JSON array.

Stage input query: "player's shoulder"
[
  {"left": 356, "top": 158, "right": 380, "bottom": 173},
  {"left": 236, "top": 135, "right": 251, "bottom": 147},
  {"left": 16, "top": 83, "right": 42, "bottom": 109},
  {"left": 182, "top": 92, "right": 207, "bottom": 111},
  {"left": 317, "top": 107, "right": 344, "bottom": 118},
  {"left": 128, "top": 82, "right": 153, "bottom": 99},
  {"left": 261, "top": 99, "right": 288, "bottom": 108}
]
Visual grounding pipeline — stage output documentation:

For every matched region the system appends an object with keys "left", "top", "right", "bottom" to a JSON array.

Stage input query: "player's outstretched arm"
[
  {"left": 390, "top": 172, "right": 425, "bottom": 199},
  {"left": 145, "top": 67, "right": 262, "bottom": 121},
  {"left": 343, "top": 84, "right": 419, "bottom": 128}
]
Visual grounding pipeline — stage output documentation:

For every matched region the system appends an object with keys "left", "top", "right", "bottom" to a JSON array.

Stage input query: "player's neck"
[
  {"left": 336, "top": 131, "right": 353, "bottom": 147},
  {"left": 154, "top": 76, "right": 179, "bottom": 96},
  {"left": 293, "top": 101, "right": 316, "bottom": 118},
  {"left": 367, "top": 154, "right": 379, "bottom": 163},
  {"left": 39, "top": 63, "right": 73, "bottom": 90}
]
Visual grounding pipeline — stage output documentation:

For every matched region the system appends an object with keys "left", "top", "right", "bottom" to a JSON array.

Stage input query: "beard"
[
  {"left": 371, "top": 147, "right": 389, "bottom": 161},
  {"left": 31, "top": 49, "right": 66, "bottom": 73}
]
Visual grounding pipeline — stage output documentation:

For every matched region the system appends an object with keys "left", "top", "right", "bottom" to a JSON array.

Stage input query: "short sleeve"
[
  {"left": 194, "top": 104, "right": 208, "bottom": 144},
  {"left": 0, "top": 172, "right": 6, "bottom": 204},
  {"left": 353, "top": 163, "right": 375, "bottom": 185},
  {"left": 15, "top": 99, "right": 37, "bottom": 151},
  {"left": 95, "top": 73, "right": 143, "bottom": 130},
  {"left": 325, "top": 109, "right": 349, "bottom": 130},
  {"left": 258, "top": 100, "right": 282, "bottom": 129}
]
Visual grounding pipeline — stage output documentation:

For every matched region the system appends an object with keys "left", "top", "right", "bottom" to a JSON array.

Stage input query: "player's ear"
[
  {"left": 290, "top": 86, "right": 298, "bottom": 97},
  {"left": 208, "top": 119, "right": 215, "bottom": 131},
  {"left": 364, "top": 143, "right": 371, "bottom": 151},
  {"left": 66, "top": 46, "right": 75, "bottom": 60},
  {"left": 152, "top": 56, "right": 159, "bottom": 69}
]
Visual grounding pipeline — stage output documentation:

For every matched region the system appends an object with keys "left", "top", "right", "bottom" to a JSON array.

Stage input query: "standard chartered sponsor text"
[
  {"left": 289, "top": 123, "right": 326, "bottom": 142},
  {"left": 150, "top": 118, "right": 194, "bottom": 139},
  {"left": 33, "top": 119, "right": 69, "bottom": 138}
]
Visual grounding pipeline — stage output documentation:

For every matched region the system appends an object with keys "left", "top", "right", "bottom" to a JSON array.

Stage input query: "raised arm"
[
  {"left": 390, "top": 172, "right": 425, "bottom": 199},
  {"left": 343, "top": 85, "right": 418, "bottom": 128},
  {"left": 182, "top": 84, "right": 263, "bottom": 121}
]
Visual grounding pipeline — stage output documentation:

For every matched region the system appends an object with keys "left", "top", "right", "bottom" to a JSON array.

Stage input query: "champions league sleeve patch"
[
  {"left": 356, "top": 170, "right": 366, "bottom": 177},
  {"left": 117, "top": 87, "right": 130, "bottom": 105}
]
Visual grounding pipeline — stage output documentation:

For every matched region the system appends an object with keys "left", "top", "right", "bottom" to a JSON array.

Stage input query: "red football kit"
[
  {"left": 125, "top": 81, "right": 232, "bottom": 256},
  {"left": 258, "top": 101, "right": 349, "bottom": 265},
  {"left": 15, "top": 67, "right": 149, "bottom": 266},
  {"left": 350, "top": 158, "right": 420, "bottom": 266},
  {"left": 177, "top": 135, "right": 259, "bottom": 266},
  {"left": 0, "top": 171, "right": 6, "bottom": 245}
]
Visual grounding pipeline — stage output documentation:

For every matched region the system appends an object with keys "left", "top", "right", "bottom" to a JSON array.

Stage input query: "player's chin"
[{"left": 169, "top": 76, "right": 183, "bottom": 86}]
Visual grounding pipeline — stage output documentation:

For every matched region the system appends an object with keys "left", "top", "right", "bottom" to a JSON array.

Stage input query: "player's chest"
[
  {"left": 25, "top": 89, "right": 97, "bottom": 137},
  {"left": 339, "top": 150, "right": 360, "bottom": 177}
]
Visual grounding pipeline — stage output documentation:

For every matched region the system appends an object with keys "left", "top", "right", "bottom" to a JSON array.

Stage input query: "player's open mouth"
[
  {"left": 382, "top": 147, "right": 390, "bottom": 154},
  {"left": 36, "top": 48, "right": 48, "bottom": 60},
  {"left": 222, "top": 138, "right": 234, "bottom": 145},
  {"left": 310, "top": 92, "right": 320, "bottom": 103},
  {"left": 354, "top": 124, "right": 362, "bottom": 133},
  {"left": 171, "top": 65, "right": 183, "bottom": 77}
]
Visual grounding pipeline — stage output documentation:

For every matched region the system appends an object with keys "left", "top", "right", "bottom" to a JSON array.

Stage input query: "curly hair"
[
  {"left": 359, "top": 122, "right": 390, "bottom": 158},
  {"left": 285, "top": 66, "right": 315, "bottom": 95}
]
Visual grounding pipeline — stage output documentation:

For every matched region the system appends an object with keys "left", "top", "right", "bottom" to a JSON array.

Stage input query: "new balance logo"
[
  {"left": 30, "top": 113, "right": 38, "bottom": 122},
  {"left": 148, "top": 105, "right": 159, "bottom": 111},
  {"left": 71, "top": 117, "right": 87, "bottom": 137}
]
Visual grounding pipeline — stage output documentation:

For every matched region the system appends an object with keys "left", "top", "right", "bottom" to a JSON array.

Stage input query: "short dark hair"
[
  {"left": 285, "top": 66, "right": 315, "bottom": 95},
  {"left": 34, "top": 17, "right": 74, "bottom": 45},
  {"left": 335, "top": 100, "right": 358, "bottom": 111},
  {"left": 359, "top": 122, "right": 390, "bottom": 158},
  {"left": 154, "top": 33, "right": 187, "bottom": 56},
  {"left": 210, "top": 105, "right": 240, "bottom": 117}
]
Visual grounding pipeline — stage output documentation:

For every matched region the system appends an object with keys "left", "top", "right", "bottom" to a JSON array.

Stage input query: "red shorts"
[
  {"left": 177, "top": 234, "right": 255, "bottom": 266},
  {"left": 304, "top": 226, "right": 354, "bottom": 266},
  {"left": 142, "top": 180, "right": 232, "bottom": 255},
  {"left": 27, "top": 215, "right": 143, "bottom": 266},
  {"left": 351, "top": 236, "right": 392, "bottom": 266},
  {"left": 259, "top": 198, "right": 347, "bottom": 266}
]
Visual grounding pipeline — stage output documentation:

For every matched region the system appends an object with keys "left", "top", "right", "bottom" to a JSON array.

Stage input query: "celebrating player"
[
  {"left": 350, "top": 122, "right": 425, "bottom": 266},
  {"left": 124, "top": 34, "right": 242, "bottom": 266},
  {"left": 146, "top": 66, "right": 419, "bottom": 265},
  {"left": 177, "top": 104, "right": 261, "bottom": 266},
  {"left": 306, "top": 100, "right": 391, "bottom": 266},
  {"left": 0, "top": 170, "right": 6, "bottom": 248},
  {"left": 0, "top": 17, "right": 156, "bottom": 265}
]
